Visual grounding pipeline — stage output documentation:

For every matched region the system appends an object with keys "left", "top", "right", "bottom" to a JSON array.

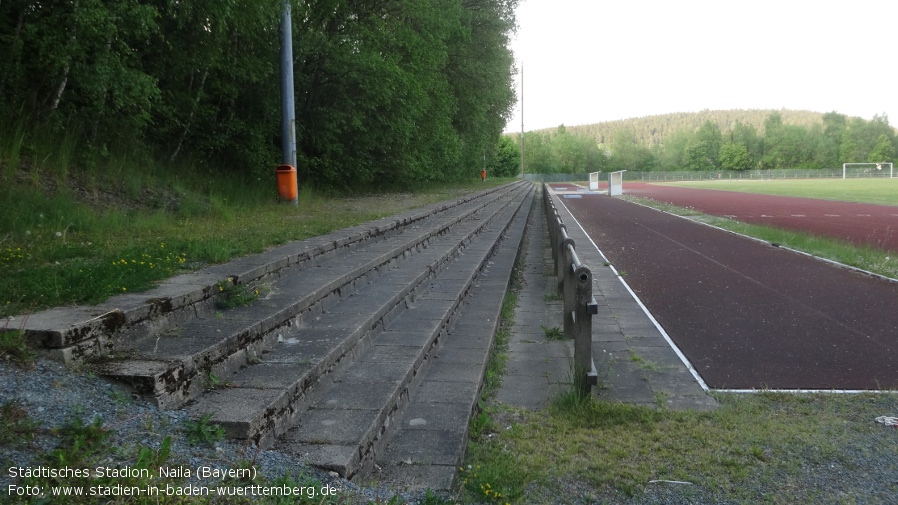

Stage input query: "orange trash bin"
[{"left": 276, "top": 164, "right": 297, "bottom": 203}]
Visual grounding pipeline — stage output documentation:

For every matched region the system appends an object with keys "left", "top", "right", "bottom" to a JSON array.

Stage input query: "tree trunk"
[
  {"left": 170, "top": 69, "right": 209, "bottom": 162},
  {"left": 48, "top": 64, "right": 69, "bottom": 112}
]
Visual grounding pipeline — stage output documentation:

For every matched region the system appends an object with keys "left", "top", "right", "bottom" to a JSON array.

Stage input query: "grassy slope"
[{"left": 0, "top": 167, "right": 513, "bottom": 318}]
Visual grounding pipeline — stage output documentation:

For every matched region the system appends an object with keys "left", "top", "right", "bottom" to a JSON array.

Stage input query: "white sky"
[{"left": 505, "top": 0, "right": 898, "bottom": 132}]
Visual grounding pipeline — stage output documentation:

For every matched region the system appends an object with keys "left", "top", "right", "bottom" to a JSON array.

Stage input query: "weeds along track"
[{"left": 12, "top": 180, "right": 534, "bottom": 483}]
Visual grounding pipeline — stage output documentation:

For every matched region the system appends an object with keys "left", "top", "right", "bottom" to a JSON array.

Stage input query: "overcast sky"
[{"left": 505, "top": 0, "right": 897, "bottom": 132}]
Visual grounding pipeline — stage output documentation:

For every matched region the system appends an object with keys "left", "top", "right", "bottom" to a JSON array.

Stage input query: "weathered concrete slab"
[
  {"left": 292, "top": 409, "right": 381, "bottom": 445},
  {"left": 187, "top": 387, "right": 285, "bottom": 438},
  {"left": 413, "top": 378, "right": 481, "bottom": 404},
  {"left": 375, "top": 464, "right": 456, "bottom": 492},
  {"left": 315, "top": 381, "right": 403, "bottom": 411},
  {"left": 429, "top": 346, "right": 488, "bottom": 366},
  {"left": 381, "top": 428, "right": 466, "bottom": 466},
  {"left": 376, "top": 330, "right": 435, "bottom": 348},
  {"left": 229, "top": 362, "right": 312, "bottom": 389}
]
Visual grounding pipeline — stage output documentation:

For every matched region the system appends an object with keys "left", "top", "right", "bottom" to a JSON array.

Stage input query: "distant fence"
[
  {"left": 526, "top": 167, "right": 896, "bottom": 183},
  {"left": 543, "top": 184, "right": 598, "bottom": 396},
  {"left": 633, "top": 168, "right": 896, "bottom": 181},
  {"left": 524, "top": 173, "right": 585, "bottom": 182}
]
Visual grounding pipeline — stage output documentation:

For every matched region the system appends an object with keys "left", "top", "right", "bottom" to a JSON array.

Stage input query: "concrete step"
[
  {"left": 273, "top": 185, "right": 534, "bottom": 481},
  {"left": 183, "top": 184, "right": 533, "bottom": 452},
  {"left": 370, "top": 192, "right": 533, "bottom": 490},
  {"left": 16, "top": 182, "right": 525, "bottom": 364},
  {"left": 96, "top": 182, "right": 531, "bottom": 410}
]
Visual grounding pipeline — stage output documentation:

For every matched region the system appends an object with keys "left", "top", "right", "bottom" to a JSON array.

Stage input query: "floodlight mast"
[
  {"left": 279, "top": 0, "right": 298, "bottom": 205},
  {"left": 520, "top": 62, "right": 525, "bottom": 179}
]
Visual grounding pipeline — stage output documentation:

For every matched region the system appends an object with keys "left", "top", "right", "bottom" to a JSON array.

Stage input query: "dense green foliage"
[
  {"left": 513, "top": 109, "right": 897, "bottom": 174},
  {"left": 0, "top": 0, "right": 518, "bottom": 190}
]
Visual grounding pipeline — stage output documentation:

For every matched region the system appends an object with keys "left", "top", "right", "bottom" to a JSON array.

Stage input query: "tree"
[
  {"left": 609, "top": 129, "right": 655, "bottom": 171},
  {"left": 819, "top": 111, "right": 847, "bottom": 167},
  {"left": 731, "top": 121, "right": 761, "bottom": 167},
  {"left": 1, "top": 0, "right": 520, "bottom": 190},
  {"left": 1, "top": 0, "right": 162, "bottom": 145},
  {"left": 684, "top": 120, "right": 722, "bottom": 170},
  {"left": 490, "top": 135, "right": 521, "bottom": 177},
  {"left": 759, "top": 113, "right": 817, "bottom": 168},
  {"left": 718, "top": 142, "right": 752, "bottom": 170},
  {"left": 868, "top": 134, "right": 895, "bottom": 162},
  {"left": 654, "top": 129, "right": 691, "bottom": 171},
  {"left": 839, "top": 129, "right": 859, "bottom": 164},
  {"left": 519, "top": 131, "right": 554, "bottom": 173}
]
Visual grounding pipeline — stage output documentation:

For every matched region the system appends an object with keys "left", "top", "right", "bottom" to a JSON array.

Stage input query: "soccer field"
[{"left": 661, "top": 179, "right": 898, "bottom": 207}]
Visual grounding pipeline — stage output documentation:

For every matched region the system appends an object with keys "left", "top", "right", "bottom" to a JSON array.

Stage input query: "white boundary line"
[
  {"left": 551, "top": 184, "right": 898, "bottom": 395},
  {"left": 715, "top": 388, "right": 896, "bottom": 394}
]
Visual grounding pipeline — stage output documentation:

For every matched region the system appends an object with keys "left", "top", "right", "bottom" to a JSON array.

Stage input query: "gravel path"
[{"left": 0, "top": 358, "right": 448, "bottom": 504}]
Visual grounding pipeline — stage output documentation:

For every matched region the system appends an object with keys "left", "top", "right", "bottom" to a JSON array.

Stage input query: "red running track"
[
  {"left": 623, "top": 182, "right": 898, "bottom": 253},
  {"left": 552, "top": 185, "right": 898, "bottom": 390}
]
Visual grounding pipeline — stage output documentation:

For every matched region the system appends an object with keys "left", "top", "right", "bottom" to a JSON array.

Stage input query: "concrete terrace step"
[
  {"left": 275, "top": 185, "right": 534, "bottom": 480},
  {"left": 183, "top": 184, "right": 533, "bottom": 457},
  {"left": 15, "top": 182, "right": 525, "bottom": 364},
  {"left": 95, "top": 182, "right": 531, "bottom": 410},
  {"left": 372, "top": 193, "right": 533, "bottom": 490}
]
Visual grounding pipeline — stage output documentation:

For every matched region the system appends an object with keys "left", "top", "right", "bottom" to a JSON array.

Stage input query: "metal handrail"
[{"left": 542, "top": 184, "right": 598, "bottom": 395}]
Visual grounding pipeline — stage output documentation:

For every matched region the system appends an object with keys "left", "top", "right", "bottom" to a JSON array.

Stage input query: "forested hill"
[
  {"left": 515, "top": 109, "right": 896, "bottom": 173},
  {"left": 541, "top": 109, "right": 829, "bottom": 147}
]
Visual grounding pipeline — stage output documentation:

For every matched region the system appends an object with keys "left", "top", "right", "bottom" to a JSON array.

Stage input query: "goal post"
[
  {"left": 588, "top": 171, "right": 601, "bottom": 191},
  {"left": 608, "top": 170, "right": 626, "bottom": 196},
  {"left": 842, "top": 162, "right": 894, "bottom": 179}
]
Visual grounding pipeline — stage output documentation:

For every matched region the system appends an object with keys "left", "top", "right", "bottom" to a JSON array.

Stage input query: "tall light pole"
[
  {"left": 520, "top": 62, "right": 525, "bottom": 179},
  {"left": 279, "top": 0, "right": 298, "bottom": 205}
]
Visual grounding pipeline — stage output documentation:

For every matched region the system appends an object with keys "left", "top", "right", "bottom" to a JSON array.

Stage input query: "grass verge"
[{"left": 463, "top": 391, "right": 898, "bottom": 503}]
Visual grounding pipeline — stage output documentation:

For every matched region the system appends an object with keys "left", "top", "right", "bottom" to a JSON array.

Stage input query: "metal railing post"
[
  {"left": 562, "top": 241, "right": 576, "bottom": 338},
  {"left": 573, "top": 264, "right": 598, "bottom": 395}
]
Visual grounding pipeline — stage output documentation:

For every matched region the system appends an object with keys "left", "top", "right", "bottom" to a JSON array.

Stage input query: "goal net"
[
  {"left": 589, "top": 171, "right": 601, "bottom": 191},
  {"left": 842, "top": 162, "right": 894, "bottom": 179},
  {"left": 608, "top": 170, "right": 626, "bottom": 196}
]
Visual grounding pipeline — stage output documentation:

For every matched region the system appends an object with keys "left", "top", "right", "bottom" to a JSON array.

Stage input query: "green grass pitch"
[{"left": 662, "top": 178, "right": 898, "bottom": 207}]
